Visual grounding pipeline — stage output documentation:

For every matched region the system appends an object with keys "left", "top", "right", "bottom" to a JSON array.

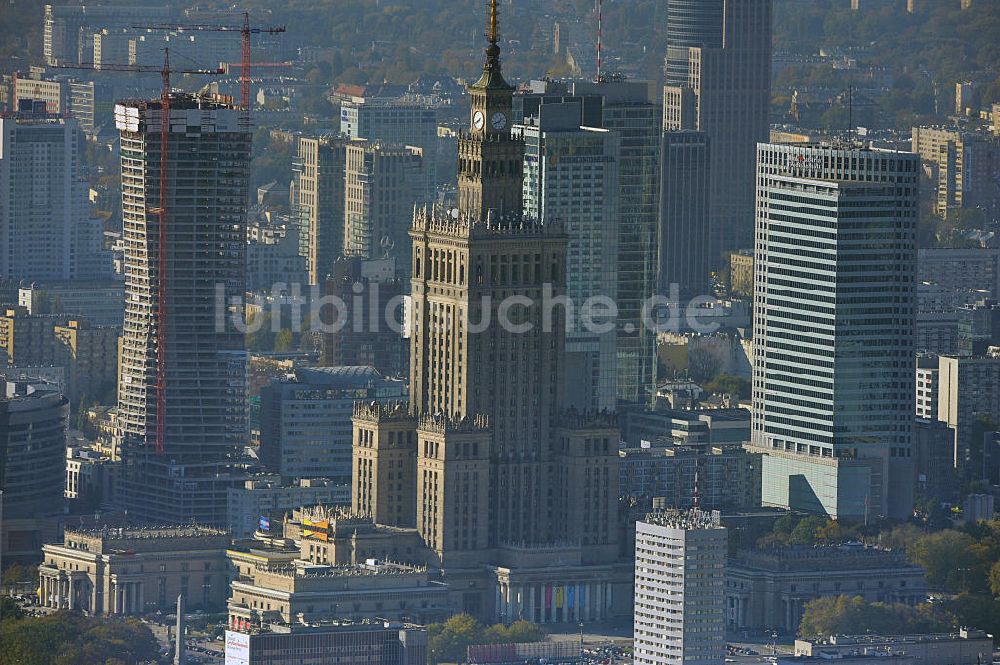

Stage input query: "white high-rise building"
[
  {"left": 634, "top": 509, "right": 727, "bottom": 665},
  {"left": 518, "top": 102, "right": 621, "bottom": 411},
  {"left": 749, "top": 142, "right": 919, "bottom": 520},
  {"left": 0, "top": 114, "right": 108, "bottom": 281}
]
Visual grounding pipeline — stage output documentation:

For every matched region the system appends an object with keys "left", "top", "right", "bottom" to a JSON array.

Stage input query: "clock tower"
[{"left": 457, "top": 0, "right": 524, "bottom": 219}]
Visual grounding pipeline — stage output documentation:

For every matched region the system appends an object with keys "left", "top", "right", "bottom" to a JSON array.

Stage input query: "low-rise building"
[
  {"left": 38, "top": 525, "right": 230, "bottom": 615},
  {"left": 623, "top": 407, "right": 751, "bottom": 447},
  {"left": 226, "top": 506, "right": 448, "bottom": 627},
  {"left": 964, "top": 493, "right": 995, "bottom": 522},
  {"left": 793, "top": 630, "right": 992, "bottom": 665},
  {"left": 914, "top": 418, "right": 956, "bottom": 501},
  {"left": 726, "top": 545, "right": 927, "bottom": 633},
  {"left": 227, "top": 555, "right": 449, "bottom": 627},
  {"left": 54, "top": 319, "right": 118, "bottom": 404},
  {"left": 0, "top": 306, "right": 67, "bottom": 366},
  {"left": 938, "top": 351, "right": 1000, "bottom": 472},
  {"left": 259, "top": 366, "right": 406, "bottom": 483},
  {"left": 619, "top": 444, "right": 761, "bottom": 512},
  {"left": 65, "top": 439, "right": 118, "bottom": 509},
  {"left": 778, "top": 655, "right": 915, "bottom": 665},
  {"left": 246, "top": 221, "right": 308, "bottom": 293},
  {"left": 730, "top": 250, "right": 754, "bottom": 296},
  {"left": 224, "top": 621, "right": 427, "bottom": 665},
  {"left": 227, "top": 476, "right": 350, "bottom": 539},
  {"left": 18, "top": 282, "right": 125, "bottom": 326}
]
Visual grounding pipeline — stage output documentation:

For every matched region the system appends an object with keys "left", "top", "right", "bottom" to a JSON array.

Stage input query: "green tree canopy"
[
  {"left": 0, "top": 611, "right": 158, "bottom": 665},
  {"left": 702, "top": 374, "right": 751, "bottom": 399},
  {"left": 909, "top": 530, "right": 985, "bottom": 593},
  {"left": 799, "top": 595, "right": 951, "bottom": 638},
  {"left": 425, "top": 614, "right": 544, "bottom": 665},
  {"left": 756, "top": 513, "right": 861, "bottom": 548}
]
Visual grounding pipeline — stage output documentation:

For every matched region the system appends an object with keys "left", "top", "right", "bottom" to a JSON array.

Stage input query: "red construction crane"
[
  {"left": 55, "top": 51, "right": 225, "bottom": 458},
  {"left": 134, "top": 12, "right": 286, "bottom": 113},
  {"left": 223, "top": 61, "right": 293, "bottom": 74}
]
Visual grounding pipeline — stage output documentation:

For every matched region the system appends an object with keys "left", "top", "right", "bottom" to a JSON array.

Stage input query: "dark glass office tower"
[{"left": 664, "top": 0, "right": 724, "bottom": 86}]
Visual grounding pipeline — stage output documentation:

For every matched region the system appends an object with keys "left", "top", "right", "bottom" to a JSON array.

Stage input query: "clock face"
[
  {"left": 473, "top": 110, "right": 485, "bottom": 131},
  {"left": 491, "top": 111, "right": 507, "bottom": 130}
]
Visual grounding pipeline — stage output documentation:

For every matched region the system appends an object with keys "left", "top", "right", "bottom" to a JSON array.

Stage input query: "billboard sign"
[{"left": 225, "top": 630, "right": 250, "bottom": 665}]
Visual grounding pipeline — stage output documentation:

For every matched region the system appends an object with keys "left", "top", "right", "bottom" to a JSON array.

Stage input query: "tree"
[
  {"left": 989, "top": 561, "right": 1000, "bottom": 598},
  {"left": 426, "top": 614, "right": 544, "bottom": 664},
  {"left": 274, "top": 329, "right": 295, "bottom": 354},
  {"left": 0, "top": 611, "right": 158, "bottom": 665},
  {"left": 798, "top": 595, "right": 950, "bottom": 638},
  {"left": 756, "top": 513, "right": 860, "bottom": 548},
  {"left": 481, "top": 620, "right": 543, "bottom": 645},
  {"left": 702, "top": 374, "right": 751, "bottom": 399},
  {"left": 427, "top": 614, "right": 483, "bottom": 664},
  {"left": 687, "top": 347, "right": 723, "bottom": 383},
  {"left": 878, "top": 523, "right": 924, "bottom": 553},
  {"left": 909, "top": 530, "right": 984, "bottom": 592},
  {"left": 0, "top": 596, "right": 24, "bottom": 621}
]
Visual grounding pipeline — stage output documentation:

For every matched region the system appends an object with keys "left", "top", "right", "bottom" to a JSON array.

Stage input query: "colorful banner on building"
[{"left": 302, "top": 518, "right": 329, "bottom": 541}]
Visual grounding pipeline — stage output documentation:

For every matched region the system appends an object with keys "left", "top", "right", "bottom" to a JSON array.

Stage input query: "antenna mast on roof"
[{"left": 596, "top": 0, "right": 604, "bottom": 82}]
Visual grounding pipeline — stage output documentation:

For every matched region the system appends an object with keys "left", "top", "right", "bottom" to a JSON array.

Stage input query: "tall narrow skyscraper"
[
  {"left": 293, "top": 136, "right": 347, "bottom": 285},
  {"left": 657, "top": 131, "right": 711, "bottom": 306},
  {"left": 519, "top": 103, "right": 620, "bottom": 411},
  {"left": 513, "top": 80, "right": 661, "bottom": 405},
  {"left": 664, "top": 0, "right": 724, "bottom": 87},
  {"left": 115, "top": 94, "right": 251, "bottom": 526},
  {"left": 573, "top": 80, "right": 662, "bottom": 406},
  {"left": 663, "top": 0, "right": 771, "bottom": 260},
  {"left": 748, "top": 143, "right": 919, "bottom": 520}
]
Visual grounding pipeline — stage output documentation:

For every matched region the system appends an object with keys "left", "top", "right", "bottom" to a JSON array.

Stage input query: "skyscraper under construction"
[{"left": 115, "top": 93, "right": 251, "bottom": 526}]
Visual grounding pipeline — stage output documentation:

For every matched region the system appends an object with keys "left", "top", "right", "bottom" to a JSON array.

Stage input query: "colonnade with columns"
[
  {"left": 108, "top": 579, "right": 145, "bottom": 615},
  {"left": 39, "top": 574, "right": 80, "bottom": 611},
  {"left": 495, "top": 580, "right": 613, "bottom": 624},
  {"left": 38, "top": 572, "right": 144, "bottom": 616}
]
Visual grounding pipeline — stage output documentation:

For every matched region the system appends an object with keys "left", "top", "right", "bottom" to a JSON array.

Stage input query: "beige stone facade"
[
  {"left": 54, "top": 319, "right": 118, "bottom": 403},
  {"left": 38, "top": 525, "right": 230, "bottom": 615},
  {"left": 226, "top": 514, "right": 448, "bottom": 627},
  {"left": 730, "top": 251, "right": 754, "bottom": 297},
  {"left": 343, "top": 8, "right": 630, "bottom": 622}
]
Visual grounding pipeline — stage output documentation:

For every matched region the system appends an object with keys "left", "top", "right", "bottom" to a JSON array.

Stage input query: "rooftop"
[
  {"left": 803, "top": 629, "right": 989, "bottom": 646},
  {"left": 641, "top": 508, "right": 723, "bottom": 530},
  {"left": 117, "top": 92, "right": 237, "bottom": 112},
  {"left": 65, "top": 524, "right": 227, "bottom": 540},
  {"left": 411, "top": 205, "right": 565, "bottom": 239}
]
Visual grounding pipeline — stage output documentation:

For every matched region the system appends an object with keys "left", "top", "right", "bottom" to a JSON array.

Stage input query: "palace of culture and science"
[{"left": 330, "top": 2, "right": 630, "bottom": 622}]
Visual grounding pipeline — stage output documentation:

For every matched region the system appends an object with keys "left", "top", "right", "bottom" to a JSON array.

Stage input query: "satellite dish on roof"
[{"left": 379, "top": 235, "right": 395, "bottom": 258}]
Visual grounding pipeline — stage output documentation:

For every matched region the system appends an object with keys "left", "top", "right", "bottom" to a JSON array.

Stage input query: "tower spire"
[
  {"left": 489, "top": 0, "right": 498, "bottom": 45},
  {"left": 483, "top": 0, "right": 502, "bottom": 75},
  {"left": 471, "top": 0, "right": 510, "bottom": 91}
]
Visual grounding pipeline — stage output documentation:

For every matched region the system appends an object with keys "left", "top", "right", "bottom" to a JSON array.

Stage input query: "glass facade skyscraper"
[{"left": 749, "top": 142, "right": 919, "bottom": 520}]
